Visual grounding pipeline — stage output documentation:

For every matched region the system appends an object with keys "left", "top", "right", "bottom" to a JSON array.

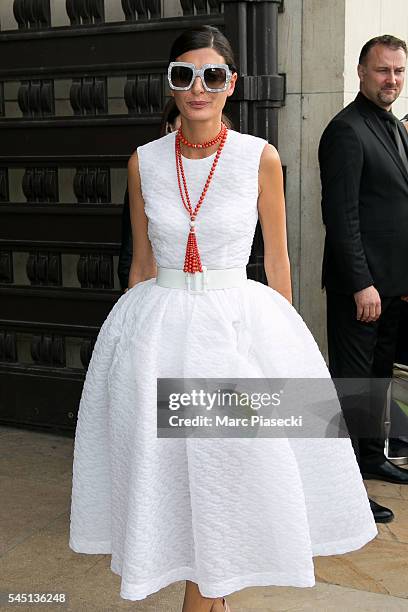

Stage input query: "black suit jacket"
[
  {"left": 117, "top": 187, "right": 132, "bottom": 290},
  {"left": 318, "top": 92, "right": 408, "bottom": 296}
]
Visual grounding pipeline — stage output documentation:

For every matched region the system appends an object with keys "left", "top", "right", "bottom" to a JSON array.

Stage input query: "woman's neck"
[{"left": 179, "top": 118, "right": 224, "bottom": 159}]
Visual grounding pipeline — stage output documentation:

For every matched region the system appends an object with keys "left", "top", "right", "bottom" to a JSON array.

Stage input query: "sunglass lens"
[
  {"left": 203, "top": 67, "right": 227, "bottom": 90},
  {"left": 170, "top": 66, "right": 193, "bottom": 88}
]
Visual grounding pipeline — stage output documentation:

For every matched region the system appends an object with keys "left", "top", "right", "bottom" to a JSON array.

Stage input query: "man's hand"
[
  {"left": 353, "top": 285, "right": 381, "bottom": 322},
  {"left": 401, "top": 295, "right": 408, "bottom": 302}
]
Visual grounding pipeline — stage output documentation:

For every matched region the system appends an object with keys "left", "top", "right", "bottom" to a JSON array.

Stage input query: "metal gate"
[{"left": 0, "top": 0, "right": 285, "bottom": 435}]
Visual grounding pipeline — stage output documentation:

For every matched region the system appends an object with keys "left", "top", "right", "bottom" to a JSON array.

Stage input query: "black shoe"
[
  {"left": 369, "top": 499, "right": 394, "bottom": 523},
  {"left": 362, "top": 458, "right": 408, "bottom": 484}
]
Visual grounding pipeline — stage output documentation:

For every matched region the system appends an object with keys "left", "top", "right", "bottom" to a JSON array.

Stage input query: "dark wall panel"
[{"left": 0, "top": 1, "right": 284, "bottom": 435}]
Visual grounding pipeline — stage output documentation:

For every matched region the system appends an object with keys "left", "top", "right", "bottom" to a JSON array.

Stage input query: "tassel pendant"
[{"left": 183, "top": 222, "right": 202, "bottom": 273}]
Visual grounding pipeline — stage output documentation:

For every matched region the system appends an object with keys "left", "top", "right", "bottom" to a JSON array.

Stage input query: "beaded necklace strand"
[{"left": 175, "top": 122, "right": 228, "bottom": 273}]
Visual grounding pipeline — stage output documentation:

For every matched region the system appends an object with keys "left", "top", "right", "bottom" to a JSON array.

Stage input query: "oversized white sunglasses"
[{"left": 167, "top": 61, "right": 232, "bottom": 93}]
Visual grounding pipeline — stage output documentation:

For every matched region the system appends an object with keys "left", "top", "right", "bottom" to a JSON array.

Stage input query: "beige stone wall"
[
  {"left": 278, "top": 0, "right": 408, "bottom": 354},
  {"left": 277, "top": 0, "right": 346, "bottom": 352}
]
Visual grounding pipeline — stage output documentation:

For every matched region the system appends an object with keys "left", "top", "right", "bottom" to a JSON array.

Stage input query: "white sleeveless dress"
[{"left": 69, "top": 129, "right": 377, "bottom": 601}]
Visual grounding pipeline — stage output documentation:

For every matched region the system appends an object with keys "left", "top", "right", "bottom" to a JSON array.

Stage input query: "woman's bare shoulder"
[{"left": 260, "top": 142, "right": 280, "bottom": 163}]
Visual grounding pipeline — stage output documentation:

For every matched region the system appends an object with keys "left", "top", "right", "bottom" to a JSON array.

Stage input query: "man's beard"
[{"left": 378, "top": 88, "right": 399, "bottom": 105}]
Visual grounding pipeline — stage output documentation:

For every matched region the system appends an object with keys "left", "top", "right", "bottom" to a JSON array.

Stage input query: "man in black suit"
[{"left": 319, "top": 35, "right": 408, "bottom": 524}]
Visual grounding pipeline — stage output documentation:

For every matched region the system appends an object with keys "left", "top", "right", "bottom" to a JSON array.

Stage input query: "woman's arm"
[
  {"left": 127, "top": 151, "right": 157, "bottom": 288},
  {"left": 117, "top": 188, "right": 132, "bottom": 291},
  {"left": 257, "top": 144, "right": 292, "bottom": 303}
]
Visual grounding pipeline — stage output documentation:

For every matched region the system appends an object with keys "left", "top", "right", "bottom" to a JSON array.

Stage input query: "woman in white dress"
[{"left": 69, "top": 25, "right": 377, "bottom": 612}]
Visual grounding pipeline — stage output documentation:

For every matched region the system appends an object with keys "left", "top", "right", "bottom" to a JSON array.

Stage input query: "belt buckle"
[{"left": 185, "top": 266, "right": 208, "bottom": 293}]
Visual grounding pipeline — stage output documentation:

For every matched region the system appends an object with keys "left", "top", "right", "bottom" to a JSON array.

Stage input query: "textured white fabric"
[
  {"left": 69, "top": 129, "right": 377, "bottom": 602},
  {"left": 139, "top": 130, "right": 261, "bottom": 270}
]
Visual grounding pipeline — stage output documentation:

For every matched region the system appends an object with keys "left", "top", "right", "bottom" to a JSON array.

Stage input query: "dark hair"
[
  {"left": 167, "top": 25, "right": 236, "bottom": 131},
  {"left": 159, "top": 98, "right": 181, "bottom": 136},
  {"left": 169, "top": 25, "right": 238, "bottom": 73},
  {"left": 359, "top": 34, "right": 407, "bottom": 65}
]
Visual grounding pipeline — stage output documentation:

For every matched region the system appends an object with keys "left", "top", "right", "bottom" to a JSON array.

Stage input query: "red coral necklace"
[{"left": 175, "top": 122, "right": 228, "bottom": 273}]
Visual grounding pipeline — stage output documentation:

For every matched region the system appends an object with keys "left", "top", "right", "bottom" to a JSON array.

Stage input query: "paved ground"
[{"left": 1, "top": 425, "right": 408, "bottom": 611}]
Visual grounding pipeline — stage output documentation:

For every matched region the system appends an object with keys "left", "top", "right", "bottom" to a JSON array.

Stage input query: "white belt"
[{"left": 156, "top": 266, "right": 247, "bottom": 293}]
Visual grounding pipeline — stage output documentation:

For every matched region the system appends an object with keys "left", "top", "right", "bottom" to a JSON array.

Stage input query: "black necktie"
[{"left": 383, "top": 115, "right": 408, "bottom": 172}]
